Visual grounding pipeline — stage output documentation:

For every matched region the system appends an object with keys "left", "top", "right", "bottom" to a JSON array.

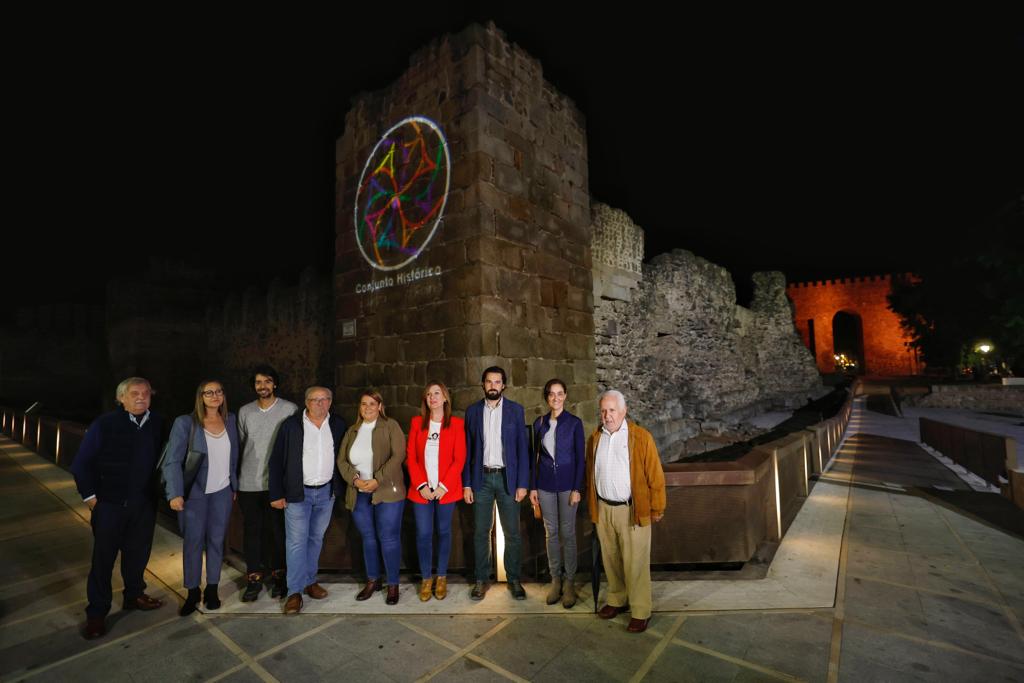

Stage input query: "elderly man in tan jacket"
[{"left": 585, "top": 389, "right": 666, "bottom": 633}]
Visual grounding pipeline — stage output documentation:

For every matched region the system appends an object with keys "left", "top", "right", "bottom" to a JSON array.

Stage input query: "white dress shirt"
[
  {"left": 483, "top": 398, "right": 504, "bottom": 468},
  {"left": 301, "top": 410, "right": 336, "bottom": 486},
  {"left": 595, "top": 421, "right": 631, "bottom": 502}
]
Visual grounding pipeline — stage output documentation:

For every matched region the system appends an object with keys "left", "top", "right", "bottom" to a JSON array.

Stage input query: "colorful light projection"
[{"left": 354, "top": 116, "right": 451, "bottom": 271}]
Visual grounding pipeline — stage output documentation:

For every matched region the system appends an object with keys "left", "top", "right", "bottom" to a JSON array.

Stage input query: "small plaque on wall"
[{"left": 342, "top": 319, "right": 356, "bottom": 338}]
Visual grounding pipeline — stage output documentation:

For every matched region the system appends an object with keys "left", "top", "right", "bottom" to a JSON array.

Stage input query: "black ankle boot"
[
  {"left": 180, "top": 587, "right": 201, "bottom": 616},
  {"left": 203, "top": 584, "right": 220, "bottom": 610},
  {"left": 271, "top": 569, "right": 287, "bottom": 599}
]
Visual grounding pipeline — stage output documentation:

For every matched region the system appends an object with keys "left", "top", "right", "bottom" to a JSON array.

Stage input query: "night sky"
[{"left": 12, "top": 11, "right": 1022, "bottom": 304}]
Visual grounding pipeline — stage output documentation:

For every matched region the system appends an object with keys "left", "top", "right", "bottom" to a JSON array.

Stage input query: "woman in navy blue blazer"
[
  {"left": 529, "top": 378, "right": 585, "bottom": 608},
  {"left": 162, "top": 380, "right": 239, "bottom": 616}
]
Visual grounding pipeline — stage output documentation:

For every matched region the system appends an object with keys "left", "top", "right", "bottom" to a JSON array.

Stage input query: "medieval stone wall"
[
  {"left": 205, "top": 267, "right": 332, "bottom": 409},
  {"left": 594, "top": 244, "right": 822, "bottom": 457},
  {"left": 0, "top": 303, "right": 108, "bottom": 417}
]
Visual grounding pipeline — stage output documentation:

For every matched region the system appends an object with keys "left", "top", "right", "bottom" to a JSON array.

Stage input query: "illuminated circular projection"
[{"left": 354, "top": 116, "right": 451, "bottom": 271}]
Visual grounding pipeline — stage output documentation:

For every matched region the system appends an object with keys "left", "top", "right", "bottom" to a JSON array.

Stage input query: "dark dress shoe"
[
  {"left": 385, "top": 584, "right": 400, "bottom": 605},
  {"left": 242, "top": 572, "right": 263, "bottom": 602},
  {"left": 83, "top": 616, "right": 106, "bottom": 640},
  {"left": 597, "top": 603, "right": 629, "bottom": 619},
  {"left": 270, "top": 570, "right": 287, "bottom": 599},
  {"left": 304, "top": 582, "right": 328, "bottom": 599},
  {"left": 180, "top": 587, "right": 201, "bottom": 617},
  {"left": 203, "top": 584, "right": 221, "bottom": 610},
  {"left": 123, "top": 593, "right": 163, "bottom": 611},
  {"left": 627, "top": 617, "right": 651, "bottom": 633},
  {"left": 470, "top": 581, "right": 488, "bottom": 601},
  {"left": 355, "top": 579, "right": 382, "bottom": 601},
  {"left": 283, "top": 593, "right": 303, "bottom": 614},
  {"left": 508, "top": 581, "right": 526, "bottom": 600}
]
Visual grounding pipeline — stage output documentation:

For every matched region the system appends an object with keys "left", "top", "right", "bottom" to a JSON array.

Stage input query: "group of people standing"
[{"left": 70, "top": 364, "right": 666, "bottom": 641}]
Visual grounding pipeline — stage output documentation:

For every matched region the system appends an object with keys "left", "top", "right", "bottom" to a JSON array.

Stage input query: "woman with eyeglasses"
[
  {"left": 405, "top": 381, "right": 466, "bottom": 602},
  {"left": 162, "top": 380, "right": 239, "bottom": 616},
  {"left": 337, "top": 389, "right": 407, "bottom": 605}
]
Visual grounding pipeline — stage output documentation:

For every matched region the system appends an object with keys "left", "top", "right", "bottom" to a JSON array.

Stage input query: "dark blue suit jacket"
[
  {"left": 268, "top": 412, "right": 347, "bottom": 503},
  {"left": 462, "top": 397, "right": 529, "bottom": 495}
]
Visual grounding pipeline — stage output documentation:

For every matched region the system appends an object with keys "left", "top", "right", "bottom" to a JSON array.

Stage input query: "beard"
[{"left": 484, "top": 389, "right": 502, "bottom": 401}]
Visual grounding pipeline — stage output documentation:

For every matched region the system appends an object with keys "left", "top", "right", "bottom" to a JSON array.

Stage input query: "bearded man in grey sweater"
[{"left": 237, "top": 365, "right": 298, "bottom": 601}]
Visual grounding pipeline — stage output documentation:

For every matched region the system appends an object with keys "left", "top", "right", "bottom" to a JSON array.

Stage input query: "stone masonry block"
[
  {"left": 402, "top": 332, "right": 444, "bottom": 361},
  {"left": 498, "top": 326, "right": 537, "bottom": 358}
]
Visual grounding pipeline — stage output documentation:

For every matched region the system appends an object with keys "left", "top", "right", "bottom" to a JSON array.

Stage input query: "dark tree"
[{"left": 888, "top": 198, "right": 1024, "bottom": 376}]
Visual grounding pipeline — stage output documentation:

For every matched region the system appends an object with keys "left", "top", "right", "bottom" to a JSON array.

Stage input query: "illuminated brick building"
[{"left": 786, "top": 275, "right": 921, "bottom": 376}]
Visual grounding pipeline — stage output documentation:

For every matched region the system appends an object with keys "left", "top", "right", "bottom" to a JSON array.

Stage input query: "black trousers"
[
  {"left": 86, "top": 499, "right": 157, "bottom": 618},
  {"left": 237, "top": 491, "right": 285, "bottom": 574}
]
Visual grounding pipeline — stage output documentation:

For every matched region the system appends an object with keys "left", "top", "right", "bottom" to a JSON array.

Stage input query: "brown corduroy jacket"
[{"left": 585, "top": 420, "right": 666, "bottom": 526}]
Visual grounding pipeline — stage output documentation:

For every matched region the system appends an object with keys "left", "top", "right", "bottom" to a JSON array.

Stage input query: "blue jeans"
[
  {"left": 413, "top": 499, "right": 456, "bottom": 578},
  {"left": 352, "top": 493, "right": 405, "bottom": 585},
  {"left": 473, "top": 470, "right": 522, "bottom": 582},
  {"left": 284, "top": 485, "right": 335, "bottom": 595}
]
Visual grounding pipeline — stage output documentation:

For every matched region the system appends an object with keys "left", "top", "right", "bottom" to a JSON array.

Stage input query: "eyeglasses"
[
  {"left": 307, "top": 396, "right": 331, "bottom": 403},
  {"left": 202, "top": 389, "right": 225, "bottom": 397}
]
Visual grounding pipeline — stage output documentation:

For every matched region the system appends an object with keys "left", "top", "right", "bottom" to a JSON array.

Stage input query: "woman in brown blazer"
[{"left": 337, "top": 389, "right": 407, "bottom": 604}]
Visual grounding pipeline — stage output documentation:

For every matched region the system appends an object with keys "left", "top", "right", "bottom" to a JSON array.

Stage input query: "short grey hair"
[
  {"left": 304, "top": 386, "right": 333, "bottom": 401},
  {"left": 115, "top": 377, "right": 153, "bottom": 405},
  {"left": 598, "top": 389, "right": 626, "bottom": 410}
]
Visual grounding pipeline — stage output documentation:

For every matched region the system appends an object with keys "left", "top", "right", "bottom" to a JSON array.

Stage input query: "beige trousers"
[{"left": 595, "top": 500, "right": 652, "bottom": 619}]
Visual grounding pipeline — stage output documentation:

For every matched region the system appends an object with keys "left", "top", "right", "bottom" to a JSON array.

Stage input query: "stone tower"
[{"left": 334, "top": 23, "right": 597, "bottom": 426}]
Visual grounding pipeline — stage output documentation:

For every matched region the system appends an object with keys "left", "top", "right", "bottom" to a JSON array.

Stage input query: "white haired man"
[
  {"left": 71, "top": 378, "right": 165, "bottom": 639},
  {"left": 585, "top": 390, "right": 665, "bottom": 633}
]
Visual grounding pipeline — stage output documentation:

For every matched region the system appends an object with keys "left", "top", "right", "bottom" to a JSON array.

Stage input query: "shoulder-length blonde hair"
[
  {"left": 193, "top": 380, "right": 228, "bottom": 423},
  {"left": 420, "top": 381, "right": 452, "bottom": 429},
  {"left": 354, "top": 388, "right": 388, "bottom": 427}
]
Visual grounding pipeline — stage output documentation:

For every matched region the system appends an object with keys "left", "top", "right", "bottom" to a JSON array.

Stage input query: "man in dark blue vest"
[{"left": 71, "top": 377, "right": 165, "bottom": 639}]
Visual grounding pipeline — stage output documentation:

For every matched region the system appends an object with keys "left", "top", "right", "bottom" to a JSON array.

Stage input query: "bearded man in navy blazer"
[{"left": 463, "top": 366, "right": 529, "bottom": 600}]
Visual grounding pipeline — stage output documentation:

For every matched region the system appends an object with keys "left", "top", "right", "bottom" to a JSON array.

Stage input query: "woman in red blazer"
[{"left": 406, "top": 381, "right": 466, "bottom": 602}]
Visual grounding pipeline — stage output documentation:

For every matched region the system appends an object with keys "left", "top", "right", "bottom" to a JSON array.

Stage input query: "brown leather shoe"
[
  {"left": 385, "top": 584, "right": 400, "bottom": 605},
  {"left": 304, "top": 582, "right": 328, "bottom": 600},
  {"left": 355, "top": 579, "right": 381, "bottom": 601},
  {"left": 283, "top": 593, "right": 303, "bottom": 614},
  {"left": 419, "top": 578, "right": 434, "bottom": 602},
  {"left": 598, "top": 603, "right": 629, "bottom": 619},
  {"left": 123, "top": 593, "right": 163, "bottom": 611},
  {"left": 83, "top": 616, "right": 106, "bottom": 639},
  {"left": 627, "top": 617, "right": 651, "bottom": 633},
  {"left": 434, "top": 576, "right": 448, "bottom": 600}
]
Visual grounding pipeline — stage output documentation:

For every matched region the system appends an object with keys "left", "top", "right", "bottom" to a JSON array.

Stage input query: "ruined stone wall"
[
  {"left": 594, "top": 245, "right": 822, "bottom": 457},
  {"left": 335, "top": 23, "right": 596, "bottom": 428},
  {"left": 786, "top": 275, "right": 919, "bottom": 375},
  {"left": 592, "top": 203, "right": 642, "bottom": 303},
  {"left": 105, "top": 262, "right": 331, "bottom": 418}
]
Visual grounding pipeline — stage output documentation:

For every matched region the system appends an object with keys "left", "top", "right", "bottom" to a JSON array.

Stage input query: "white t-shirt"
[
  {"left": 425, "top": 420, "right": 442, "bottom": 489},
  {"left": 204, "top": 429, "right": 231, "bottom": 494},
  {"left": 350, "top": 421, "right": 376, "bottom": 480}
]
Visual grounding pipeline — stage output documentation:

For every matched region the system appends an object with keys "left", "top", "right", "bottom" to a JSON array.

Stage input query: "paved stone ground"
[{"left": 2, "top": 399, "right": 1023, "bottom": 682}]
